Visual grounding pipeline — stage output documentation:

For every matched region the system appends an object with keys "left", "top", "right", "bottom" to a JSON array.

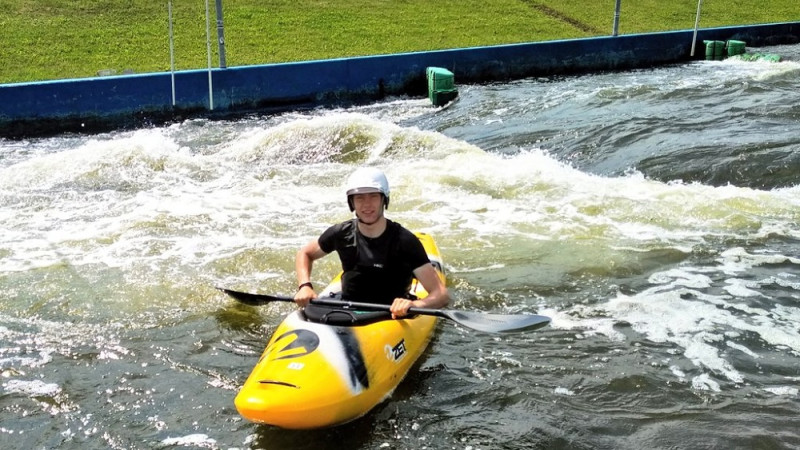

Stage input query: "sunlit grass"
[{"left": 0, "top": 0, "right": 796, "bottom": 83}]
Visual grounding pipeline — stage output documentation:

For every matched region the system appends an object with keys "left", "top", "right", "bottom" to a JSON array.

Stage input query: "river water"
[{"left": 2, "top": 44, "right": 799, "bottom": 449}]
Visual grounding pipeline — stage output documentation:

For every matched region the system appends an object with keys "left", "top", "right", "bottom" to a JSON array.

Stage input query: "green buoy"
[
  {"left": 726, "top": 40, "right": 746, "bottom": 57},
  {"left": 426, "top": 67, "right": 458, "bottom": 107},
  {"left": 703, "top": 40, "right": 726, "bottom": 61}
]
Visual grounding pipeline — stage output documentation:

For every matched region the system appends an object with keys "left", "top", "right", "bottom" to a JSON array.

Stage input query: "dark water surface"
[{"left": 1, "top": 44, "right": 799, "bottom": 449}]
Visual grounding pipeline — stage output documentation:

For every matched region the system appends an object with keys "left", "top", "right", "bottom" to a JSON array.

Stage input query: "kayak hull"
[{"left": 235, "top": 232, "right": 444, "bottom": 429}]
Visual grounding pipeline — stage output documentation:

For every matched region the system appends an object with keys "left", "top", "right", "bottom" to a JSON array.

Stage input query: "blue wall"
[{"left": 1, "top": 22, "right": 798, "bottom": 137}]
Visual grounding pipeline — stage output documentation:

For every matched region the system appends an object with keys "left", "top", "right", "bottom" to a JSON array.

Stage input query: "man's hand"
[
  {"left": 390, "top": 298, "right": 416, "bottom": 319},
  {"left": 294, "top": 285, "right": 317, "bottom": 307}
]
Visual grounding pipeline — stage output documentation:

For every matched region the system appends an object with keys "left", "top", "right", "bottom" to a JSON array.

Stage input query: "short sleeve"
[
  {"left": 318, "top": 220, "right": 358, "bottom": 255},
  {"left": 397, "top": 228, "right": 431, "bottom": 272}
]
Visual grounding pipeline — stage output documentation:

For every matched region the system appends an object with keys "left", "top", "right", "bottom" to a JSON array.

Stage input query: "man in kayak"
[{"left": 294, "top": 167, "right": 449, "bottom": 319}]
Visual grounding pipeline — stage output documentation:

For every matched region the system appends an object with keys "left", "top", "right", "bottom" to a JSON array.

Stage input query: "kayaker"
[{"left": 294, "top": 167, "right": 450, "bottom": 319}]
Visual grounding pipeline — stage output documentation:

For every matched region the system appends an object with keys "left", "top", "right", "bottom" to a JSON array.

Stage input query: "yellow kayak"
[{"left": 234, "top": 232, "right": 445, "bottom": 429}]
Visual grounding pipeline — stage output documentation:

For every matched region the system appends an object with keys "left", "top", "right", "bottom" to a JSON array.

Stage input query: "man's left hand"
[{"left": 390, "top": 298, "right": 416, "bottom": 319}]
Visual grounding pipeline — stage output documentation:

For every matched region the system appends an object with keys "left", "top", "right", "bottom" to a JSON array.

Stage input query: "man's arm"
[{"left": 294, "top": 239, "right": 328, "bottom": 307}]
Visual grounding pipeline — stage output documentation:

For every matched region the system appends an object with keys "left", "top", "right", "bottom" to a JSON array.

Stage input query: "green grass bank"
[{"left": 0, "top": 0, "right": 797, "bottom": 84}]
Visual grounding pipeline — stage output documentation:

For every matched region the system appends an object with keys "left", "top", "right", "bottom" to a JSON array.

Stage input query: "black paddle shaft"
[{"left": 217, "top": 287, "right": 551, "bottom": 333}]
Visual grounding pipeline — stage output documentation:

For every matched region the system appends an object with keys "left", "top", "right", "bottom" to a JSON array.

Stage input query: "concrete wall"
[{"left": 1, "top": 22, "right": 798, "bottom": 138}]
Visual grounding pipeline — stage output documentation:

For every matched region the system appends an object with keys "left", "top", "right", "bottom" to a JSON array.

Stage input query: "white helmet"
[{"left": 345, "top": 167, "right": 390, "bottom": 211}]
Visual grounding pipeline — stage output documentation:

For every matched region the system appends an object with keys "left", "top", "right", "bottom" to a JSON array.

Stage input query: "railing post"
[
  {"left": 612, "top": 0, "right": 622, "bottom": 36},
  {"left": 691, "top": 0, "right": 704, "bottom": 57},
  {"left": 205, "top": 0, "right": 214, "bottom": 110},
  {"left": 168, "top": 1, "right": 176, "bottom": 106},
  {"left": 215, "top": 0, "right": 227, "bottom": 68}
]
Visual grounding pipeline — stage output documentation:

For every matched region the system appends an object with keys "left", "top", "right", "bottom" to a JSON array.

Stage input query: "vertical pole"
[
  {"left": 612, "top": 0, "right": 621, "bottom": 36},
  {"left": 205, "top": 0, "right": 214, "bottom": 110},
  {"left": 215, "top": 0, "right": 227, "bottom": 68},
  {"left": 690, "top": 0, "right": 703, "bottom": 57},
  {"left": 168, "top": 1, "right": 176, "bottom": 106}
]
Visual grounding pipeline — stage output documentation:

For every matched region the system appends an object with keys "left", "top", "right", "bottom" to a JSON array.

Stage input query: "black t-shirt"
[{"left": 318, "top": 219, "right": 430, "bottom": 304}]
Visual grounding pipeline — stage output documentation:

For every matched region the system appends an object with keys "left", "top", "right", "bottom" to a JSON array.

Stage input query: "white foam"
[
  {"left": 718, "top": 247, "right": 800, "bottom": 275},
  {"left": 557, "top": 254, "right": 800, "bottom": 386},
  {"left": 554, "top": 387, "right": 575, "bottom": 396},
  {"left": 160, "top": 433, "right": 217, "bottom": 448},
  {"left": 669, "top": 365, "right": 687, "bottom": 382},
  {"left": 3, "top": 110, "right": 800, "bottom": 279},
  {"left": 3, "top": 379, "right": 62, "bottom": 397},
  {"left": 691, "top": 373, "right": 721, "bottom": 392},
  {"left": 726, "top": 341, "right": 759, "bottom": 359},
  {"left": 723, "top": 278, "right": 765, "bottom": 298},
  {"left": 763, "top": 386, "right": 799, "bottom": 396}
]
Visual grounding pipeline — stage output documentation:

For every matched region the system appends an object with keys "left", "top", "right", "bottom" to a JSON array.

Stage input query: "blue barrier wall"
[{"left": 1, "top": 22, "right": 798, "bottom": 137}]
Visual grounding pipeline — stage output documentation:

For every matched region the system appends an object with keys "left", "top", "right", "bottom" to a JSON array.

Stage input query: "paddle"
[{"left": 217, "top": 287, "right": 551, "bottom": 333}]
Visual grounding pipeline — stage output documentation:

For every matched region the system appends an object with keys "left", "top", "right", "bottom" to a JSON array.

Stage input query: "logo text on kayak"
[{"left": 385, "top": 339, "right": 407, "bottom": 363}]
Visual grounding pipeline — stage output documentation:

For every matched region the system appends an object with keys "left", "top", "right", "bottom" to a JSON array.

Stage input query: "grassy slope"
[{"left": 0, "top": 0, "right": 796, "bottom": 83}]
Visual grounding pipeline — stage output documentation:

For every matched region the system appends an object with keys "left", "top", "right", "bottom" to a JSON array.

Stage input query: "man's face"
[{"left": 352, "top": 192, "right": 384, "bottom": 224}]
